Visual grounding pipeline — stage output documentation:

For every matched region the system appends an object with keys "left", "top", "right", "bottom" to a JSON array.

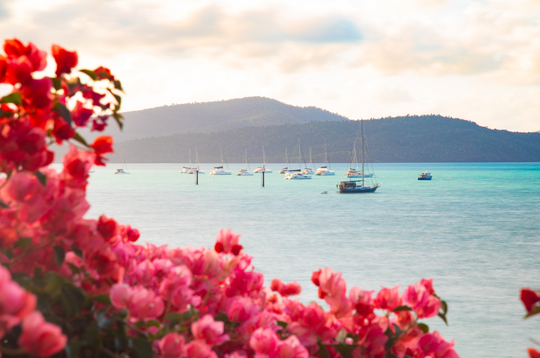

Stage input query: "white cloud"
[{"left": 1, "top": 0, "right": 540, "bottom": 131}]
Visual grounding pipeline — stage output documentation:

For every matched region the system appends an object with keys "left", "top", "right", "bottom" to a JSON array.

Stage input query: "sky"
[{"left": 1, "top": 0, "right": 540, "bottom": 132}]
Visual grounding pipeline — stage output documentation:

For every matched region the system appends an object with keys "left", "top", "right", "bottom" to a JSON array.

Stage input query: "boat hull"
[
  {"left": 339, "top": 186, "right": 378, "bottom": 193},
  {"left": 418, "top": 177, "right": 432, "bottom": 180}
]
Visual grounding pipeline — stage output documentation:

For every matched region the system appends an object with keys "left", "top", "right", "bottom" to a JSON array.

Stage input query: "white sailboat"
[
  {"left": 338, "top": 120, "right": 379, "bottom": 193},
  {"left": 279, "top": 147, "right": 289, "bottom": 174},
  {"left": 302, "top": 147, "right": 314, "bottom": 175},
  {"left": 210, "top": 148, "right": 232, "bottom": 175},
  {"left": 188, "top": 147, "right": 205, "bottom": 174},
  {"left": 114, "top": 157, "right": 130, "bottom": 174},
  {"left": 344, "top": 140, "right": 373, "bottom": 178},
  {"left": 254, "top": 146, "right": 273, "bottom": 173},
  {"left": 315, "top": 141, "right": 335, "bottom": 176},
  {"left": 237, "top": 149, "right": 254, "bottom": 176},
  {"left": 181, "top": 149, "right": 196, "bottom": 174},
  {"left": 285, "top": 140, "right": 311, "bottom": 180}
]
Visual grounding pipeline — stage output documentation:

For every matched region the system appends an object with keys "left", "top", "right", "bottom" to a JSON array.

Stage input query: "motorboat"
[
  {"left": 114, "top": 168, "right": 129, "bottom": 174},
  {"left": 285, "top": 170, "right": 311, "bottom": 180},
  {"left": 315, "top": 166, "right": 335, "bottom": 176},
  {"left": 418, "top": 171, "right": 432, "bottom": 180},
  {"left": 210, "top": 166, "right": 231, "bottom": 175}
]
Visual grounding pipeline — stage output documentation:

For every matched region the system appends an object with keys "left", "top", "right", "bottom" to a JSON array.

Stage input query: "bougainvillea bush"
[{"left": 0, "top": 39, "right": 458, "bottom": 358}]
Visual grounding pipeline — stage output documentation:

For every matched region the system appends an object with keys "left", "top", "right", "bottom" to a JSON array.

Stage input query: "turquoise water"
[{"left": 83, "top": 162, "right": 540, "bottom": 358}]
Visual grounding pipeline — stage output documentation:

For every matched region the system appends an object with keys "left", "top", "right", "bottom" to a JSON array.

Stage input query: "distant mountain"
[
  {"left": 109, "top": 115, "right": 540, "bottom": 163},
  {"left": 78, "top": 96, "right": 348, "bottom": 143}
]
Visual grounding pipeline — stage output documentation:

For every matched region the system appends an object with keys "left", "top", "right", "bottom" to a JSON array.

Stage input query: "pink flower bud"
[{"left": 215, "top": 229, "right": 242, "bottom": 255}]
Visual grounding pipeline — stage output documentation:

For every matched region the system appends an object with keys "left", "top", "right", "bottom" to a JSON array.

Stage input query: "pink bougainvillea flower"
[
  {"left": 192, "top": 314, "right": 229, "bottom": 346},
  {"left": 318, "top": 267, "right": 346, "bottom": 299},
  {"left": 374, "top": 286, "right": 401, "bottom": 311},
  {"left": 214, "top": 228, "right": 243, "bottom": 255},
  {"left": 97, "top": 214, "right": 118, "bottom": 240},
  {"left": 249, "top": 327, "right": 279, "bottom": 356},
  {"left": 110, "top": 283, "right": 133, "bottom": 309},
  {"left": 402, "top": 282, "right": 430, "bottom": 310},
  {"left": 184, "top": 340, "right": 217, "bottom": 358},
  {"left": 155, "top": 333, "right": 186, "bottom": 358},
  {"left": 51, "top": 44, "right": 78, "bottom": 76},
  {"left": 416, "top": 295, "right": 442, "bottom": 319},
  {"left": 18, "top": 311, "right": 67, "bottom": 357}
]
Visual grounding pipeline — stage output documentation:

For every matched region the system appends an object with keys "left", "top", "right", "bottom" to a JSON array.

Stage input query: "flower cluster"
[{"left": 0, "top": 38, "right": 458, "bottom": 358}]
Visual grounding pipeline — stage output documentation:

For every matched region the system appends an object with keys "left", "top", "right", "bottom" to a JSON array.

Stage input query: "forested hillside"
[
  {"left": 109, "top": 115, "right": 540, "bottom": 163},
  {"left": 77, "top": 96, "right": 348, "bottom": 143}
]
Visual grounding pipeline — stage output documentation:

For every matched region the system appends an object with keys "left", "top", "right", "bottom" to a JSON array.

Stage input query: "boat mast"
[
  {"left": 245, "top": 149, "right": 251, "bottom": 171},
  {"left": 298, "top": 139, "right": 301, "bottom": 170},
  {"left": 324, "top": 139, "right": 330, "bottom": 169},
  {"left": 309, "top": 147, "right": 313, "bottom": 169},
  {"left": 361, "top": 120, "right": 365, "bottom": 186},
  {"left": 262, "top": 146, "right": 266, "bottom": 166}
]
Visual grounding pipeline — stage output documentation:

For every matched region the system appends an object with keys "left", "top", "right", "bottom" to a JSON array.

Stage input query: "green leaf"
[
  {"left": 0, "top": 199, "right": 8, "bottom": 208},
  {"left": 73, "top": 132, "right": 90, "bottom": 147},
  {"left": 335, "top": 343, "right": 355, "bottom": 358},
  {"left": 417, "top": 323, "right": 429, "bottom": 333},
  {"left": 53, "top": 102, "right": 72, "bottom": 125},
  {"left": 441, "top": 300, "right": 448, "bottom": 314},
  {"left": 49, "top": 77, "right": 62, "bottom": 91},
  {"left": 112, "top": 113, "right": 124, "bottom": 130},
  {"left": 14, "top": 237, "right": 32, "bottom": 250},
  {"left": 276, "top": 320, "right": 288, "bottom": 329},
  {"left": 34, "top": 171, "right": 47, "bottom": 187},
  {"left": 438, "top": 313, "right": 448, "bottom": 325},
  {"left": 393, "top": 305, "right": 412, "bottom": 312},
  {"left": 114, "top": 80, "right": 124, "bottom": 92},
  {"left": 128, "top": 338, "right": 153, "bottom": 358},
  {"left": 33, "top": 266, "right": 43, "bottom": 277},
  {"left": 3, "top": 248, "right": 14, "bottom": 259},
  {"left": 67, "top": 263, "right": 81, "bottom": 275},
  {"left": 65, "top": 341, "right": 83, "bottom": 358},
  {"left": 316, "top": 341, "right": 331, "bottom": 358},
  {"left": 53, "top": 246, "right": 66, "bottom": 267},
  {"left": 71, "top": 245, "right": 83, "bottom": 258},
  {"left": 80, "top": 69, "right": 98, "bottom": 81},
  {"left": 0, "top": 92, "right": 22, "bottom": 105},
  {"left": 92, "top": 294, "right": 112, "bottom": 305},
  {"left": 525, "top": 305, "right": 540, "bottom": 318}
]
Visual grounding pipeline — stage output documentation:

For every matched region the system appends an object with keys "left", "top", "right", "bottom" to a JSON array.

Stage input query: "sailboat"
[
  {"left": 114, "top": 157, "right": 130, "bottom": 174},
  {"left": 210, "top": 147, "right": 231, "bottom": 175},
  {"left": 315, "top": 140, "right": 335, "bottom": 176},
  {"left": 285, "top": 140, "right": 311, "bottom": 180},
  {"left": 302, "top": 147, "right": 314, "bottom": 175},
  {"left": 188, "top": 147, "right": 205, "bottom": 174},
  {"left": 338, "top": 120, "right": 378, "bottom": 193},
  {"left": 237, "top": 149, "right": 254, "bottom": 176},
  {"left": 344, "top": 140, "right": 373, "bottom": 178},
  {"left": 279, "top": 147, "right": 289, "bottom": 174},
  {"left": 254, "top": 146, "right": 273, "bottom": 173},
  {"left": 181, "top": 149, "right": 196, "bottom": 174}
]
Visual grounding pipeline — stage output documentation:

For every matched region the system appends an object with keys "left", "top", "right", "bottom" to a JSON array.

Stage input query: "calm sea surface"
[{"left": 82, "top": 162, "right": 540, "bottom": 358}]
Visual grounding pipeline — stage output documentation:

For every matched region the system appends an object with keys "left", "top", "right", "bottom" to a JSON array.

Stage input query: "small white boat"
[
  {"left": 114, "top": 168, "right": 130, "bottom": 174},
  {"left": 315, "top": 166, "right": 335, "bottom": 176},
  {"left": 114, "top": 158, "right": 130, "bottom": 174},
  {"left": 188, "top": 167, "right": 204, "bottom": 174},
  {"left": 302, "top": 168, "right": 314, "bottom": 175},
  {"left": 210, "top": 166, "right": 231, "bottom": 175},
  {"left": 237, "top": 149, "right": 254, "bottom": 176},
  {"left": 278, "top": 167, "right": 288, "bottom": 174},
  {"left": 285, "top": 170, "right": 311, "bottom": 180},
  {"left": 344, "top": 168, "right": 372, "bottom": 178},
  {"left": 254, "top": 146, "right": 273, "bottom": 173},
  {"left": 315, "top": 141, "right": 335, "bottom": 176}
]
